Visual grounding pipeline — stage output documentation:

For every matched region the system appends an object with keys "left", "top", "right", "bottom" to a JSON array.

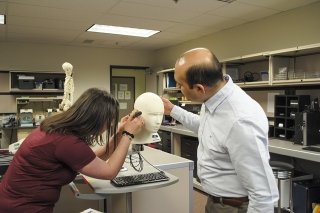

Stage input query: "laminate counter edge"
[{"left": 160, "top": 125, "right": 320, "bottom": 163}]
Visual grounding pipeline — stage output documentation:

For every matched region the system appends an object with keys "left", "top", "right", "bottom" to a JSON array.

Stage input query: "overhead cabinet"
[
  {"left": 221, "top": 43, "right": 320, "bottom": 88},
  {"left": 270, "top": 43, "right": 320, "bottom": 86},
  {"left": 221, "top": 53, "right": 270, "bottom": 88},
  {"left": 158, "top": 43, "right": 320, "bottom": 90},
  {"left": 9, "top": 71, "right": 65, "bottom": 94}
]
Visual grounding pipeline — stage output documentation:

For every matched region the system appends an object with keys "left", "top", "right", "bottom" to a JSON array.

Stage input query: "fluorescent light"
[
  {"left": 87, "top": 24, "right": 160, "bottom": 38},
  {"left": 0, "top": 15, "right": 5, "bottom": 25}
]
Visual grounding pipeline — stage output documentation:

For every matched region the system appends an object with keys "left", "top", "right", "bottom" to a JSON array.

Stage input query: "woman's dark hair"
[
  {"left": 185, "top": 51, "right": 223, "bottom": 89},
  {"left": 40, "top": 88, "right": 119, "bottom": 147}
]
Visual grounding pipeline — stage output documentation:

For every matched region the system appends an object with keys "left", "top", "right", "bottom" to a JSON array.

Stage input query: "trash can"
[{"left": 270, "top": 161, "right": 294, "bottom": 213}]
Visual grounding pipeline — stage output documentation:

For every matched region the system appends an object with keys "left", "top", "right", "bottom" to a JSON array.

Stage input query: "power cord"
[
  {"left": 126, "top": 152, "right": 163, "bottom": 173},
  {"left": 126, "top": 153, "right": 143, "bottom": 172},
  {"left": 140, "top": 153, "right": 162, "bottom": 173}
]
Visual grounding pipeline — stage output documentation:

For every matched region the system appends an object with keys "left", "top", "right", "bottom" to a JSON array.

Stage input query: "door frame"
[{"left": 110, "top": 65, "right": 149, "bottom": 95}]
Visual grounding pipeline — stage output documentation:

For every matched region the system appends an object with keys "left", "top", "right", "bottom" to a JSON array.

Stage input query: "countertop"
[{"left": 160, "top": 124, "right": 320, "bottom": 163}]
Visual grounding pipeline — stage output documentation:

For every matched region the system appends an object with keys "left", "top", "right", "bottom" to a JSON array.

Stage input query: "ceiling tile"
[
  {"left": 7, "top": 0, "right": 120, "bottom": 13},
  {"left": 8, "top": 16, "right": 90, "bottom": 31},
  {"left": 96, "top": 14, "right": 175, "bottom": 31},
  {"left": 109, "top": 1, "right": 203, "bottom": 23},
  {"left": 207, "top": 1, "right": 279, "bottom": 21},
  {"left": 123, "top": 0, "right": 226, "bottom": 13},
  {"left": 0, "top": 2, "right": 6, "bottom": 13},
  {"left": 238, "top": 0, "right": 320, "bottom": 11},
  {"left": 0, "top": 0, "right": 318, "bottom": 51}
]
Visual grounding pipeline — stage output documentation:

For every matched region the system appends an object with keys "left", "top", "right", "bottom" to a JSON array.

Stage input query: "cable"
[
  {"left": 127, "top": 153, "right": 143, "bottom": 172},
  {"left": 126, "top": 151, "right": 163, "bottom": 173},
  {"left": 140, "top": 153, "right": 162, "bottom": 173}
]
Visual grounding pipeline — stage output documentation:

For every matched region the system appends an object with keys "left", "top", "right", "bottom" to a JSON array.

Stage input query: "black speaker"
[{"left": 293, "top": 112, "right": 320, "bottom": 146}]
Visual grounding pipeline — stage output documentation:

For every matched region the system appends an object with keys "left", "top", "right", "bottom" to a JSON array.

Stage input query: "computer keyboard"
[{"left": 111, "top": 171, "right": 170, "bottom": 187}]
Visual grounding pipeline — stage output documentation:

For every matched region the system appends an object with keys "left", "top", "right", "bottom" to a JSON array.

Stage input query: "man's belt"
[{"left": 209, "top": 195, "right": 249, "bottom": 207}]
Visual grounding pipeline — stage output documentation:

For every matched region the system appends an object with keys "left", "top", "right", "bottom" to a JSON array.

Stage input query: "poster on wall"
[
  {"left": 117, "top": 91, "right": 124, "bottom": 99},
  {"left": 119, "top": 84, "right": 128, "bottom": 91},
  {"left": 125, "top": 91, "right": 131, "bottom": 100},
  {"left": 119, "top": 102, "right": 127, "bottom": 109}
]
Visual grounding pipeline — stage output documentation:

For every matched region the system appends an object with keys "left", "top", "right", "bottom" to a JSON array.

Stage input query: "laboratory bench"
[
  {"left": 159, "top": 124, "right": 320, "bottom": 162},
  {"left": 159, "top": 124, "right": 320, "bottom": 188}
]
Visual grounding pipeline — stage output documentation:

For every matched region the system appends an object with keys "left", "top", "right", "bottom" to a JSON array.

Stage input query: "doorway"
[
  {"left": 111, "top": 77, "right": 135, "bottom": 118},
  {"left": 110, "top": 66, "right": 148, "bottom": 118}
]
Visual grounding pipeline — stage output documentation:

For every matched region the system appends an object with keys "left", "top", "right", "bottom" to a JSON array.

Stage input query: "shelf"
[
  {"left": 163, "top": 87, "right": 180, "bottom": 92},
  {"left": 235, "top": 80, "right": 269, "bottom": 88},
  {"left": 274, "top": 95, "right": 310, "bottom": 141},
  {"left": 17, "top": 96, "right": 62, "bottom": 100},
  {"left": 178, "top": 100, "right": 202, "bottom": 105},
  {"left": 220, "top": 42, "right": 320, "bottom": 88},
  {"left": 10, "top": 88, "right": 64, "bottom": 94},
  {"left": 9, "top": 71, "right": 65, "bottom": 94},
  {"left": 1, "top": 126, "right": 37, "bottom": 130},
  {"left": 157, "top": 68, "right": 174, "bottom": 74}
]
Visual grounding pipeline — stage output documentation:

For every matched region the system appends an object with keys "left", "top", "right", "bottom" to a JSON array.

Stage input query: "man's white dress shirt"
[{"left": 170, "top": 76, "right": 279, "bottom": 213}]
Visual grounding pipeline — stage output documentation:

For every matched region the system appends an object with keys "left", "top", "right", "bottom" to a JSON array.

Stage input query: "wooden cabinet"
[{"left": 274, "top": 95, "right": 310, "bottom": 140}]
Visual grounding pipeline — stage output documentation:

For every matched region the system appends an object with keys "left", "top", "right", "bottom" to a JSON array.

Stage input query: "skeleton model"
[{"left": 59, "top": 62, "right": 74, "bottom": 111}]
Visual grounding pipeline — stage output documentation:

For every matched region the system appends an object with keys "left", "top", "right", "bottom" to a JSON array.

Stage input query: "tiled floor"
[{"left": 193, "top": 188, "right": 207, "bottom": 213}]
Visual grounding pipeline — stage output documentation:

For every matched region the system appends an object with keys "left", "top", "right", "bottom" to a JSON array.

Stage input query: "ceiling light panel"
[
  {"left": 0, "top": 15, "right": 5, "bottom": 24},
  {"left": 87, "top": 24, "right": 160, "bottom": 38}
]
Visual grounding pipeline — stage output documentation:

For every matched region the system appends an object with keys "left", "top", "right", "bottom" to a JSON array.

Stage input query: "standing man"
[{"left": 162, "top": 48, "right": 278, "bottom": 213}]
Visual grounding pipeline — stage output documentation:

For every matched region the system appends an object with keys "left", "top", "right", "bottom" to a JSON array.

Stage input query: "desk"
[
  {"left": 71, "top": 146, "right": 193, "bottom": 213},
  {"left": 83, "top": 171, "right": 178, "bottom": 213}
]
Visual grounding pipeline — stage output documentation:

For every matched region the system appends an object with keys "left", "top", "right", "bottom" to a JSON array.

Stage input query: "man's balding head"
[{"left": 175, "top": 48, "right": 222, "bottom": 89}]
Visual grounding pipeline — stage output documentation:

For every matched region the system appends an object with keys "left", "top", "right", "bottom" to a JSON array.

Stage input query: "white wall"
[
  {"left": 0, "top": 42, "right": 155, "bottom": 99},
  {"left": 154, "top": 1, "right": 320, "bottom": 68}
]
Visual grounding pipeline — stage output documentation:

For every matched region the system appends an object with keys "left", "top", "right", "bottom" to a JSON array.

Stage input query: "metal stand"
[
  {"left": 270, "top": 161, "right": 294, "bottom": 213},
  {"left": 126, "top": 192, "right": 132, "bottom": 213}
]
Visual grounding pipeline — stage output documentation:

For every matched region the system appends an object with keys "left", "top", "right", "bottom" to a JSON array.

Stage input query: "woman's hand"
[
  {"left": 123, "top": 109, "right": 144, "bottom": 136},
  {"left": 117, "top": 114, "right": 130, "bottom": 133}
]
